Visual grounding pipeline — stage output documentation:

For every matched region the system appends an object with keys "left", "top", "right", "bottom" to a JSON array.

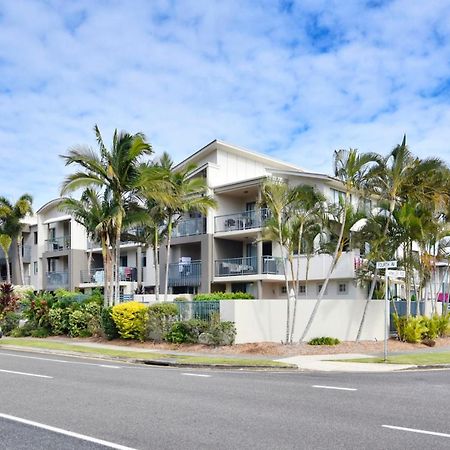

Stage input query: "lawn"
[
  {"left": 0, "top": 338, "right": 294, "bottom": 368},
  {"left": 341, "top": 352, "right": 450, "bottom": 365}
]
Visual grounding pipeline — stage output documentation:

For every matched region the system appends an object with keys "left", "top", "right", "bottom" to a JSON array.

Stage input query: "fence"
[{"left": 174, "top": 301, "right": 220, "bottom": 322}]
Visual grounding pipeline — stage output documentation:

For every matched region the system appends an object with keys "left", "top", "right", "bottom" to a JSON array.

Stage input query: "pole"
[{"left": 384, "top": 269, "right": 389, "bottom": 362}]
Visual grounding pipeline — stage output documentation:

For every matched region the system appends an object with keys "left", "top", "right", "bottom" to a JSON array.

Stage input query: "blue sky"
[{"left": 1, "top": 0, "right": 450, "bottom": 208}]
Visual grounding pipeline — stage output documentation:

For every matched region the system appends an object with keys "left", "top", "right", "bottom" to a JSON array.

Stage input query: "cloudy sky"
[{"left": 1, "top": 0, "right": 450, "bottom": 208}]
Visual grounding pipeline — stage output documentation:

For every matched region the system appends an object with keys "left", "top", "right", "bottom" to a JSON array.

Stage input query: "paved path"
[{"left": 1, "top": 348, "right": 449, "bottom": 449}]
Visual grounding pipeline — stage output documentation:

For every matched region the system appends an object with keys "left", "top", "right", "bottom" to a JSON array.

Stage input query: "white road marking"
[
  {"left": 312, "top": 385, "right": 357, "bottom": 391},
  {"left": 0, "top": 413, "right": 137, "bottom": 450},
  {"left": 0, "top": 368, "right": 52, "bottom": 379},
  {"left": 181, "top": 373, "right": 211, "bottom": 378},
  {"left": 382, "top": 425, "right": 450, "bottom": 438},
  {"left": 0, "top": 351, "right": 123, "bottom": 369}
]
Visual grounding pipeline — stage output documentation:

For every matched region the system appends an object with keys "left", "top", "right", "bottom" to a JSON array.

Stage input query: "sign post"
[{"left": 376, "top": 261, "right": 397, "bottom": 362}]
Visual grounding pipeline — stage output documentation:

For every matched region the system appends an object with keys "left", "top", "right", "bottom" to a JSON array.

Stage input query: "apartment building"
[{"left": 2, "top": 140, "right": 368, "bottom": 299}]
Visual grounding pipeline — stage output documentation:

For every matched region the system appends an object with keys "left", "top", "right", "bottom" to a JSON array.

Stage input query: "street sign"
[
  {"left": 376, "top": 260, "right": 397, "bottom": 269},
  {"left": 386, "top": 269, "right": 405, "bottom": 278}
]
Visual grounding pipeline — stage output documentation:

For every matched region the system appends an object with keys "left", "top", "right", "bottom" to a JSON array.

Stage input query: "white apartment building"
[{"left": 1, "top": 140, "right": 369, "bottom": 299}]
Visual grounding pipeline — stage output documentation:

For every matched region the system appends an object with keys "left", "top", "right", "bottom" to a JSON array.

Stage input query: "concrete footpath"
[{"left": 2, "top": 336, "right": 445, "bottom": 372}]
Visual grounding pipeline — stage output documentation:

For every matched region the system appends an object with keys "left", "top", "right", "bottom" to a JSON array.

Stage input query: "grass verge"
[
  {"left": 0, "top": 338, "right": 294, "bottom": 368},
  {"left": 338, "top": 352, "right": 450, "bottom": 365}
]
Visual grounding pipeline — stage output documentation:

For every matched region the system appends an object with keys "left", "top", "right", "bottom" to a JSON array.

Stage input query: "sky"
[{"left": 1, "top": 0, "right": 450, "bottom": 209}]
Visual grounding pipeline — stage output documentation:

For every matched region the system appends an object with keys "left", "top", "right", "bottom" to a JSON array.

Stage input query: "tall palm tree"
[
  {"left": 0, "top": 194, "right": 33, "bottom": 285},
  {"left": 300, "top": 149, "right": 377, "bottom": 341},
  {"left": 61, "top": 125, "right": 153, "bottom": 305},
  {"left": 156, "top": 153, "right": 216, "bottom": 301},
  {"left": 60, "top": 189, "right": 117, "bottom": 306},
  {"left": 260, "top": 180, "right": 296, "bottom": 343},
  {"left": 289, "top": 185, "right": 326, "bottom": 342},
  {"left": 0, "top": 234, "right": 12, "bottom": 283}
]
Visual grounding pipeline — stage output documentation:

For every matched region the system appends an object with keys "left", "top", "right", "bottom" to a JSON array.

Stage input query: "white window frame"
[{"left": 338, "top": 282, "right": 348, "bottom": 295}]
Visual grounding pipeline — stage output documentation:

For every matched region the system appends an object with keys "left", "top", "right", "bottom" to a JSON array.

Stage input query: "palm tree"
[
  {"left": 0, "top": 234, "right": 12, "bottom": 283},
  {"left": 61, "top": 125, "right": 153, "bottom": 305},
  {"left": 300, "top": 149, "right": 377, "bottom": 341},
  {"left": 60, "top": 189, "right": 117, "bottom": 306},
  {"left": 288, "top": 185, "right": 326, "bottom": 342},
  {"left": 0, "top": 194, "right": 33, "bottom": 285},
  {"left": 260, "top": 180, "right": 296, "bottom": 343},
  {"left": 156, "top": 153, "right": 216, "bottom": 301}
]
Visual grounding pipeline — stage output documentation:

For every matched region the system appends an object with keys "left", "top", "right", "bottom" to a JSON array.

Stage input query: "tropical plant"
[
  {"left": 61, "top": 125, "right": 153, "bottom": 305},
  {"left": 0, "top": 194, "right": 33, "bottom": 284},
  {"left": 0, "top": 234, "right": 12, "bottom": 283}
]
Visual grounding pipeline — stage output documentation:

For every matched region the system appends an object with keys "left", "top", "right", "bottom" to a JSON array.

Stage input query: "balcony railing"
[
  {"left": 172, "top": 217, "right": 206, "bottom": 238},
  {"left": 45, "top": 271, "right": 69, "bottom": 288},
  {"left": 262, "top": 256, "right": 284, "bottom": 275},
  {"left": 214, "top": 208, "right": 270, "bottom": 233},
  {"left": 168, "top": 260, "right": 201, "bottom": 287},
  {"left": 22, "top": 245, "right": 31, "bottom": 263},
  {"left": 215, "top": 256, "right": 258, "bottom": 276},
  {"left": 215, "top": 255, "right": 284, "bottom": 277},
  {"left": 46, "top": 236, "right": 70, "bottom": 252},
  {"left": 80, "top": 267, "right": 138, "bottom": 283}
]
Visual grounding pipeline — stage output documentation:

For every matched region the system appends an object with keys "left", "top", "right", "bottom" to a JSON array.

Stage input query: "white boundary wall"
[{"left": 220, "top": 299, "right": 385, "bottom": 343}]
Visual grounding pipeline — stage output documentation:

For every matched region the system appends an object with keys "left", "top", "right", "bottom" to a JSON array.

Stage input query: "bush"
[
  {"left": 198, "top": 321, "right": 236, "bottom": 346},
  {"left": 101, "top": 307, "right": 119, "bottom": 340},
  {"left": 422, "top": 316, "right": 440, "bottom": 340},
  {"left": 193, "top": 292, "right": 254, "bottom": 301},
  {"left": 0, "top": 283, "right": 19, "bottom": 321},
  {"left": 67, "top": 302, "right": 101, "bottom": 338},
  {"left": 1, "top": 312, "right": 20, "bottom": 335},
  {"left": 49, "top": 307, "right": 70, "bottom": 335},
  {"left": 10, "top": 321, "right": 35, "bottom": 337},
  {"left": 166, "top": 319, "right": 209, "bottom": 344},
  {"left": 22, "top": 292, "right": 55, "bottom": 330},
  {"left": 403, "top": 317, "right": 427, "bottom": 343},
  {"left": 31, "top": 327, "right": 50, "bottom": 338},
  {"left": 393, "top": 313, "right": 450, "bottom": 343},
  {"left": 146, "top": 303, "right": 179, "bottom": 342},
  {"left": 308, "top": 337, "right": 340, "bottom": 346},
  {"left": 112, "top": 302, "right": 148, "bottom": 341}
]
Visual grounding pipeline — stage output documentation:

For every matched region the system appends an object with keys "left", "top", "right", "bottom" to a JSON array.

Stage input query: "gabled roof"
[{"left": 174, "top": 139, "right": 305, "bottom": 173}]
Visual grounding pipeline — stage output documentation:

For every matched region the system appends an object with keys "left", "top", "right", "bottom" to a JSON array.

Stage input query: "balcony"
[
  {"left": 215, "top": 256, "right": 258, "bottom": 276},
  {"left": 215, "top": 255, "right": 284, "bottom": 277},
  {"left": 168, "top": 260, "right": 201, "bottom": 287},
  {"left": 46, "top": 236, "right": 70, "bottom": 252},
  {"left": 46, "top": 271, "right": 69, "bottom": 288},
  {"left": 22, "top": 245, "right": 31, "bottom": 263},
  {"left": 172, "top": 217, "right": 206, "bottom": 238},
  {"left": 214, "top": 209, "right": 270, "bottom": 233},
  {"left": 80, "top": 267, "right": 138, "bottom": 284}
]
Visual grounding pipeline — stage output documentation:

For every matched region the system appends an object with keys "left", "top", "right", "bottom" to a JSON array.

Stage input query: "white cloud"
[{"left": 0, "top": 0, "right": 450, "bottom": 207}]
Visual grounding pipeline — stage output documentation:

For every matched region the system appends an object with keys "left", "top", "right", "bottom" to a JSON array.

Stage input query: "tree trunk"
[
  {"left": 101, "top": 237, "right": 109, "bottom": 307},
  {"left": 290, "top": 222, "right": 304, "bottom": 344},
  {"left": 163, "top": 219, "right": 173, "bottom": 302},
  {"left": 280, "top": 242, "right": 291, "bottom": 344},
  {"left": 154, "top": 229, "right": 160, "bottom": 301},
  {"left": 4, "top": 254, "right": 11, "bottom": 284},
  {"left": 300, "top": 195, "right": 348, "bottom": 342},
  {"left": 17, "top": 240, "right": 24, "bottom": 285},
  {"left": 114, "top": 216, "right": 122, "bottom": 305}
]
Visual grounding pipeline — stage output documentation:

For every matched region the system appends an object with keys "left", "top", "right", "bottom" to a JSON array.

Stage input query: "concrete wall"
[{"left": 220, "top": 299, "right": 385, "bottom": 343}]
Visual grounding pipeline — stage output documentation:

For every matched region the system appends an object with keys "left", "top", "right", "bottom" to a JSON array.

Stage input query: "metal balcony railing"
[
  {"left": 172, "top": 217, "right": 206, "bottom": 238},
  {"left": 80, "top": 267, "right": 138, "bottom": 283},
  {"left": 215, "top": 256, "right": 258, "bottom": 276},
  {"left": 46, "top": 236, "right": 70, "bottom": 252},
  {"left": 45, "top": 271, "right": 69, "bottom": 287},
  {"left": 168, "top": 260, "right": 201, "bottom": 287},
  {"left": 262, "top": 256, "right": 284, "bottom": 274},
  {"left": 214, "top": 208, "right": 271, "bottom": 233}
]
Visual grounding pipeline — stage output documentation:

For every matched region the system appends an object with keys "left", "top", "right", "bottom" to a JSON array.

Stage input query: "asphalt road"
[{"left": 0, "top": 348, "right": 449, "bottom": 450}]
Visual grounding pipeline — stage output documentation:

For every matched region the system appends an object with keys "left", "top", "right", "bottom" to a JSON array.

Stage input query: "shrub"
[
  {"left": 10, "top": 321, "right": 35, "bottom": 337},
  {"left": 403, "top": 316, "right": 427, "bottom": 343},
  {"left": 49, "top": 307, "right": 70, "bottom": 335},
  {"left": 147, "top": 303, "right": 179, "bottom": 342},
  {"left": 308, "top": 337, "right": 340, "bottom": 346},
  {"left": 22, "top": 292, "right": 55, "bottom": 330},
  {"left": 193, "top": 292, "right": 254, "bottom": 301},
  {"left": 0, "top": 283, "right": 19, "bottom": 321},
  {"left": 166, "top": 319, "right": 209, "bottom": 344},
  {"left": 112, "top": 302, "right": 148, "bottom": 341},
  {"left": 67, "top": 302, "right": 101, "bottom": 338},
  {"left": 31, "top": 327, "right": 50, "bottom": 338},
  {"left": 101, "top": 307, "right": 119, "bottom": 340},
  {"left": 1, "top": 312, "right": 20, "bottom": 335},
  {"left": 198, "top": 321, "right": 236, "bottom": 346},
  {"left": 422, "top": 316, "right": 440, "bottom": 340},
  {"left": 68, "top": 309, "right": 90, "bottom": 337},
  {"left": 436, "top": 313, "right": 450, "bottom": 337}
]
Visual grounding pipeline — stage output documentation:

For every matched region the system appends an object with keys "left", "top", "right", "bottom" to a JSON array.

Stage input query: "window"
[
  {"left": 33, "top": 262, "right": 38, "bottom": 274},
  {"left": 338, "top": 283, "right": 348, "bottom": 295},
  {"left": 34, "top": 232, "right": 38, "bottom": 245},
  {"left": 299, "top": 285, "right": 306, "bottom": 295},
  {"left": 331, "top": 188, "right": 345, "bottom": 205},
  {"left": 317, "top": 284, "right": 327, "bottom": 295},
  {"left": 120, "top": 255, "right": 128, "bottom": 267},
  {"left": 281, "top": 286, "right": 287, "bottom": 294},
  {"left": 142, "top": 255, "right": 147, "bottom": 267},
  {"left": 363, "top": 198, "right": 372, "bottom": 214}
]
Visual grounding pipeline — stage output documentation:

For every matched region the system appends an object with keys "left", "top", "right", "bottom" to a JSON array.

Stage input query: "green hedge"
[{"left": 193, "top": 292, "right": 254, "bottom": 301}]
